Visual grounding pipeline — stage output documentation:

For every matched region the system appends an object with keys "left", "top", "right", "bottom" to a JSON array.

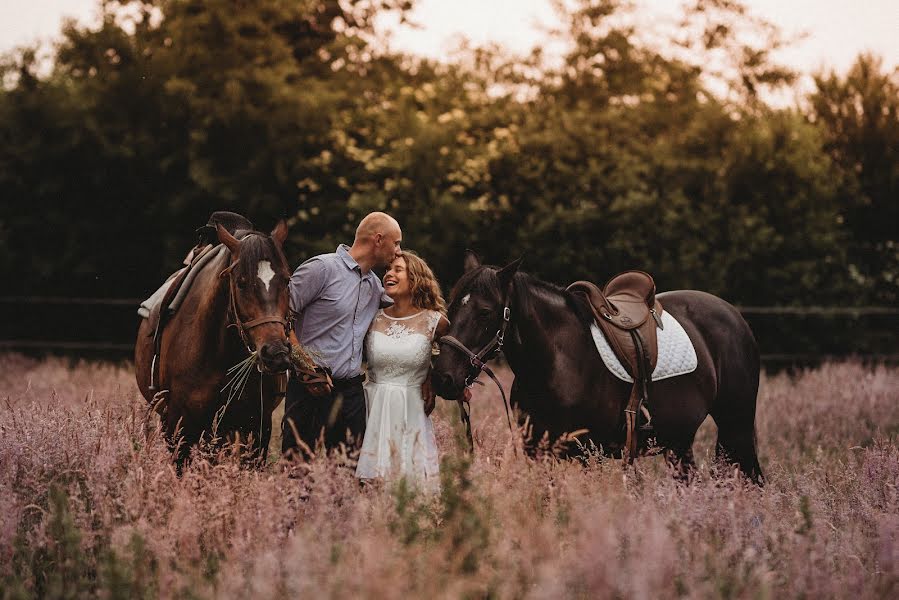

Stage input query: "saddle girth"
[{"left": 567, "top": 271, "right": 663, "bottom": 463}]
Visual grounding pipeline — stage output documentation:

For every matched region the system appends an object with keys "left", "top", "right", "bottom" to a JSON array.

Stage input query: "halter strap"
[
  {"left": 242, "top": 315, "right": 288, "bottom": 330},
  {"left": 437, "top": 277, "right": 516, "bottom": 450}
]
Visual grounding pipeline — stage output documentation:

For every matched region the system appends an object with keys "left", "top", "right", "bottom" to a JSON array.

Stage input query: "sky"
[{"left": 2, "top": 0, "right": 896, "bottom": 77}]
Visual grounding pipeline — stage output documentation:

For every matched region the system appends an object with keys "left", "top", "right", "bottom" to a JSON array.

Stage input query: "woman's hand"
[{"left": 422, "top": 373, "right": 436, "bottom": 416}]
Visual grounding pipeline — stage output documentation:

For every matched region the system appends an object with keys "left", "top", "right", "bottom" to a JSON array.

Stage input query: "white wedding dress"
[{"left": 355, "top": 309, "right": 441, "bottom": 488}]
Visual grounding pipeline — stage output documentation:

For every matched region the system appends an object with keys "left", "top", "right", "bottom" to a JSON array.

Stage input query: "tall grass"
[{"left": 1, "top": 353, "right": 897, "bottom": 598}]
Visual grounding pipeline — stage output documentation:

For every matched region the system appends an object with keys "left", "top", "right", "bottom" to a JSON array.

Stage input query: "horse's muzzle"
[
  {"left": 432, "top": 371, "right": 463, "bottom": 400},
  {"left": 259, "top": 341, "right": 291, "bottom": 373}
]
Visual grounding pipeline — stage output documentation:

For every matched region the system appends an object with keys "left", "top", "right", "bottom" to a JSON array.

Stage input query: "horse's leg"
[
  {"left": 164, "top": 388, "right": 208, "bottom": 472},
  {"left": 663, "top": 445, "right": 695, "bottom": 483},
  {"left": 257, "top": 415, "right": 272, "bottom": 464},
  {"left": 510, "top": 379, "right": 543, "bottom": 458},
  {"left": 134, "top": 317, "right": 155, "bottom": 402},
  {"left": 713, "top": 420, "right": 764, "bottom": 484},
  {"left": 711, "top": 379, "right": 764, "bottom": 485},
  {"left": 253, "top": 371, "right": 285, "bottom": 466},
  {"left": 164, "top": 411, "right": 192, "bottom": 473},
  {"left": 654, "top": 414, "right": 699, "bottom": 482}
]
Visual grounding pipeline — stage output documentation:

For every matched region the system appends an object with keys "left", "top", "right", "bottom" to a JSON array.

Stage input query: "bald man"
[{"left": 282, "top": 212, "right": 403, "bottom": 456}]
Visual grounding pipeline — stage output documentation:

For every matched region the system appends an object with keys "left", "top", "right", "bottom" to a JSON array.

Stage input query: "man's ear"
[
  {"left": 496, "top": 257, "right": 522, "bottom": 292},
  {"left": 463, "top": 250, "right": 481, "bottom": 273}
]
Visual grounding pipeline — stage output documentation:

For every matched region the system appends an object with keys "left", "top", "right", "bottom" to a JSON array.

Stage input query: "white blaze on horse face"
[
  {"left": 461, "top": 293, "right": 471, "bottom": 306},
  {"left": 257, "top": 261, "right": 276, "bottom": 292}
]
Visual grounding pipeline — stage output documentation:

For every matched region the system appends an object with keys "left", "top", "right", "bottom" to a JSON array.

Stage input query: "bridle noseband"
[
  {"left": 438, "top": 304, "right": 510, "bottom": 388},
  {"left": 438, "top": 280, "right": 516, "bottom": 448}
]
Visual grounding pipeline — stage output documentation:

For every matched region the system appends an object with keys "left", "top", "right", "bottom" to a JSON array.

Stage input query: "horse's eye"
[
  {"left": 477, "top": 307, "right": 492, "bottom": 319},
  {"left": 236, "top": 277, "right": 248, "bottom": 289}
]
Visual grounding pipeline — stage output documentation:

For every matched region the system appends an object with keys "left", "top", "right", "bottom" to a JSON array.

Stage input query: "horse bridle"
[
  {"left": 438, "top": 304, "right": 510, "bottom": 388},
  {"left": 220, "top": 237, "right": 290, "bottom": 356},
  {"left": 438, "top": 280, "right": 516, "bottom": 449}
]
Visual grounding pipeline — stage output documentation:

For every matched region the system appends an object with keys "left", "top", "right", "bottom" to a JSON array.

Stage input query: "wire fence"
[
  {"left": 736, "top": 306, "right": 899, "bottom": 316},
  {"left": 3, "top": 296, "right": 895, "bottom": 314},
  {"left": 0, "top": 296, "right": 142, "bottom": 306},
  {"left": 1, "top": 297, "right": 897, "bottom": 364}
]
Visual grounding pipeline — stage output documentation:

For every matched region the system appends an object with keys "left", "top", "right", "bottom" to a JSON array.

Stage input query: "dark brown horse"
[
  {"left": 135, "top": 222, "right": 292, "bottom": 465},
  {"left": 432, "top": 254, "right": 763, "bottom": 483}
]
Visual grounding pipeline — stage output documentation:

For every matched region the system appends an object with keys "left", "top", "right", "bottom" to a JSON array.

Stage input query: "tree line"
[{"left": 1, "top": 0, "right": 896, "bottom": 311}]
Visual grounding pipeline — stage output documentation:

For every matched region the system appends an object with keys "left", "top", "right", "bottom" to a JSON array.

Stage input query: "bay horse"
[
  {"left": 432, "top": 253, "right": 763, "bottom": 483},
  {"left": 135, "top": 222, "right": 292, "bottom": 466}
]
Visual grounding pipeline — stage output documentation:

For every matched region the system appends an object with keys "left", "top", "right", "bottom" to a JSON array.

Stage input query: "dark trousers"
[{"left": 281, "top": 375, "right": 366, "bottom": 457}]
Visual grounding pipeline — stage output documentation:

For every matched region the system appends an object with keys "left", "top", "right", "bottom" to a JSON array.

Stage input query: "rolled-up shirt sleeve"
[{"left": 289, "top": 257, "right": 327, "bottom": 317}]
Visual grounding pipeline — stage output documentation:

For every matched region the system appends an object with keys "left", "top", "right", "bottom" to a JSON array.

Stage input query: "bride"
[{"left": 355, "top": 250, "right": 449, "bottom": 488}]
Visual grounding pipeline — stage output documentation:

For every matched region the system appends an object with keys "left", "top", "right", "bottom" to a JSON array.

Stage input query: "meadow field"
[{"left": 1, "top": 353, "right": 897, "bottom": 599}]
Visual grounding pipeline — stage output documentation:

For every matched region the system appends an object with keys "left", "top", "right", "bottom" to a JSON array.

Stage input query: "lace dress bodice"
[{"left": 365, "top": 310, "right": 442, "bottom": 386}]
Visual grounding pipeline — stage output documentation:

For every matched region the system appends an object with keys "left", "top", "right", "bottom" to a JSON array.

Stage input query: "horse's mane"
[
  {"left": 516, "top": 272, "right": 594, "bottom": 328},
  {"left": 447, "top": 266, "right": 496, "bottom": 305},
  {"left": 449, "top": 265, "right": 594, "bottom": 328}
]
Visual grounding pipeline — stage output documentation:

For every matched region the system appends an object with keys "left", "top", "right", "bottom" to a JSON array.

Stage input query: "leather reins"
[{"left": 438, "top": 281, "right": 516, "bottom": 451}]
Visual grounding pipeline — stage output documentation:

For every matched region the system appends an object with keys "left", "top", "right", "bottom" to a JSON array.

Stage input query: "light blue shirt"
[{"left": 289, "top": 245, "right": 391, "bottom": 379}]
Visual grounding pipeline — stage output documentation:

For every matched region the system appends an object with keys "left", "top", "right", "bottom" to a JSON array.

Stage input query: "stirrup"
[
  {"left": 148, "top": 353, "right": 160, "bottom": 392},
  {"left": 639, "top": 404, "right": 653, "bottom": 431}
]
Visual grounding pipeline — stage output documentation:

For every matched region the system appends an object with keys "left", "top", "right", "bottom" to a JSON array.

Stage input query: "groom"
[{"left": 282, "top": 212, "right": 403, "bottom": 457}]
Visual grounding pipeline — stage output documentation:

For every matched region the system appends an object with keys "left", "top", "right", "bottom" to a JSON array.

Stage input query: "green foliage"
[
  {"left": 0, "top": 0, "right": 893, "bottom": 316},
  {"left": 2, "top": 485, "right": 94, "bottom": 599},
  {"left": 98, "top": 532, "right": 159, "bottom": 600},
  {"left": 387, "top": 405, "right": 493, "bottom": 574},
  {"left": 810, "top": 54, "right": 899, "bottom": 303},
  {"left": 437, "top": 408, "right": 492, "bottom": 574},
  {"left": 3, "top": 487, "right": 166, "bottom": 600},
  {"left": 390, "top": 476, "right": 433, "bottom": 545}
]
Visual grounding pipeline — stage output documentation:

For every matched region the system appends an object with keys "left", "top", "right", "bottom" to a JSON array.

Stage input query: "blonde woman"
[{"left": 355, "top": 250, "right": 448, "bottom": 487}]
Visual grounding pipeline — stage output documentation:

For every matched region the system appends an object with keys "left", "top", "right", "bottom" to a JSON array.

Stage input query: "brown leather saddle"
[{"left": 567, "top": 271, "right": 664, "bottom": 462}]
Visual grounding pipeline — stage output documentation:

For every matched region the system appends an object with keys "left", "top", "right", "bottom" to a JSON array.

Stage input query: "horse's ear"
[
  {"left": 271, "top": 220, "right": 288, "bottom": 247},
  {"left": 496, "top": 257, "right": 522, "bottom": 292},
  {"left": 463, "top": 250, "right": 481, "bottom": 273},
  {"left": 217, "top": 223, "right": 240, "bottom": 255}
]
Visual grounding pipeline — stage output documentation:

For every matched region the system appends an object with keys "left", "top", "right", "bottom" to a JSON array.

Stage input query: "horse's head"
[
  {"left": 217, "top": 221, "right": 292, "bottom": 373},
  {"left": 433, "top": 251, "right": 521, "bottom": 400}
]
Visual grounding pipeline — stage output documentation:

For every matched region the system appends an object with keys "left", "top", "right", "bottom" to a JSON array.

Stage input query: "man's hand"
[
  {"left": 290, "top": 343, "right": 333, "bottom": 396},
  {"left": 291, "top": 363, "right": 333, "bottom": 397},
  {"left": 305, "top": 370, "right": 333, "bottom": 397},
  {"left": 422, "top": 373, "right": 436, "bottom": 416}
]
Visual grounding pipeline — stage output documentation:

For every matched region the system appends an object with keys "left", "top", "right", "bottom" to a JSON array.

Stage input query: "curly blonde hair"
[{"left": 394, "top": 250, "right": 446, "bottom": 315}]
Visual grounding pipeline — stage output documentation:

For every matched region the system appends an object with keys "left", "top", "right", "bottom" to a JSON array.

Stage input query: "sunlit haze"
[{"left": 2, "top": 0, "right": 896, "bottom": 77}]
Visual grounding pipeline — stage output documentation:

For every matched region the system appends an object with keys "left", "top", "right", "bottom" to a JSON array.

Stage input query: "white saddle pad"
[
  {"left": 137, "top": 244, "right": 227, "bottom": 318},
  {"left": 589, "top": 310, "right": 698, "bottom": 383}
]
